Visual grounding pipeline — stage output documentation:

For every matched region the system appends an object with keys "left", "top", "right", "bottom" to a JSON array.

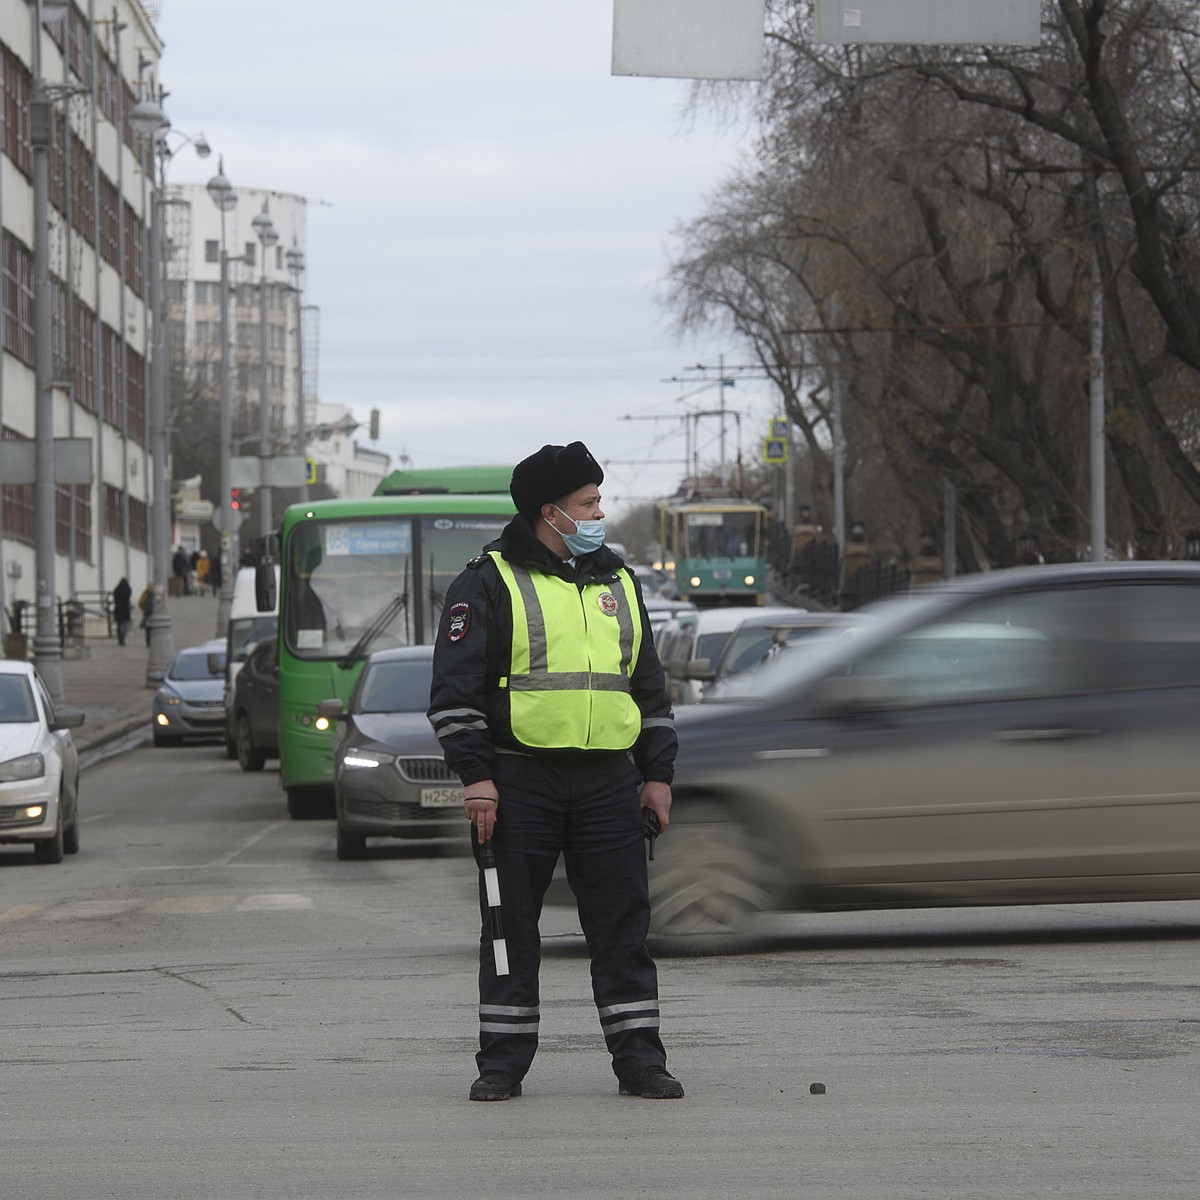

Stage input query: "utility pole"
[{"left": 31, "top": 0, "right": 63, "bottom": 703}]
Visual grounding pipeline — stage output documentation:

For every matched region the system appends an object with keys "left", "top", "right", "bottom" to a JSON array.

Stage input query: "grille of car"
[
  {"left": 180, "top": 703, "right": 223, "bottom": 721},
  {"left": 396, "top": 757, "right": 456, "bottom": 782},
  {"left": 343, "top": 794, "right": 458, "bottom": 822}
]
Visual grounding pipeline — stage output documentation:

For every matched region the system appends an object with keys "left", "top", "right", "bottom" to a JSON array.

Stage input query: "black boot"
[
  {"left": 470, "top": 1071, "right": 521, "bottom": 1102},
  {"left": 618, "top": 1066, "right": 684, "bottom": 1099}
]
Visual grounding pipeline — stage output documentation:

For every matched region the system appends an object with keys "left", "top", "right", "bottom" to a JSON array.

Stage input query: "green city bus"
[{"left": 268, "top": 467, "right": 513, "bottom": 817}]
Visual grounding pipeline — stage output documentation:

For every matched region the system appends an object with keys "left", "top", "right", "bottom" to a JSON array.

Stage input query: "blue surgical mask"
[{"left": 553, "top": 505, "right": 606, "bottom": 555}]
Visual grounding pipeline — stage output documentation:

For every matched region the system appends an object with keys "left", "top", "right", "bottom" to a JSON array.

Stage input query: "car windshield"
[
  {"left": 355, "top": 658, "right": 435, "bottom": 714},
  {"left": 169, "top": 651, "right": 225, "bottom": 681},
  {"left": 744, "top": 592, "right": 942, "bottom": 700},
  {"left": 230, "top": 616, "right": 278, "bottom": 662},
  {"left": 0, "top": 674, "right": 37, "bottom": 723}
]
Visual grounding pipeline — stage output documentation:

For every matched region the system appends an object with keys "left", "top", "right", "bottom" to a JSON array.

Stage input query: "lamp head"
[
  {"left": 130, "top": 98, "right": 170, "bottom": 139},
  {"left": 252, "top": 202, "right": 279, "bottom": 249},
  {"left": 206, "top": 156, "right": 236, "bottom": 213}
]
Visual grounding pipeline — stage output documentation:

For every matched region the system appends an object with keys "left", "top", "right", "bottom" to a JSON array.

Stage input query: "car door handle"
[{"left": 992, "top": 727, "right": 1101, "bottom": 742}]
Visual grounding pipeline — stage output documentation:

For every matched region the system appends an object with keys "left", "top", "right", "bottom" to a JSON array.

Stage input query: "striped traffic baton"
[{"left": 480, "top": 839, "right": 510, "bottom": 976}]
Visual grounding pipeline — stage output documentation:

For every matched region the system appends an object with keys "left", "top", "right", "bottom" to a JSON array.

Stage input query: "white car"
[{"left": 0, "top": 661, "right": 85, "bottom": 864}]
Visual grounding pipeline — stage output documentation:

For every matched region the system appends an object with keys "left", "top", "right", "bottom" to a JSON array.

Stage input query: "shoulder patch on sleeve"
[{"left": 447, "top": 601, "right": 471, "bottom": 641}]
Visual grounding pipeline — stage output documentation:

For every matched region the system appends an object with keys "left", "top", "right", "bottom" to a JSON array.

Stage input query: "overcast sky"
[{"left": 155, "top": 0, "right": 778, "bottom": 521}]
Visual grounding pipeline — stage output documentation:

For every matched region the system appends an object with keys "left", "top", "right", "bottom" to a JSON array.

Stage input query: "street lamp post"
[
  {"left": 252, "top": 201, "right": 279, "bottom": 540},
  {"left": 30, "top": 0, "right": 64, "bottom": 703},
  {"left": 285, "top": 244, "right": 308, "bottom": 503},
  {"left": 207, "top": 158, "right": 241, "bottom": 633},
  {"left": 129, "top": 96, "right": 211, "bottom": 683}
]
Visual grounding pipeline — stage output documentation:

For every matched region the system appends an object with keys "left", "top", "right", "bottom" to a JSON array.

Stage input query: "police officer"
[{"left": 428, "top": 441, "right": 683, "bottom": 1102}]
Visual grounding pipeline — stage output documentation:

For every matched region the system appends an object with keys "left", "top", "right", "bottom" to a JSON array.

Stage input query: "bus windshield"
[
  {"left": 419, "top": 515, "right": 508, "bottom": 635},
  {"left": 685, "top": 510, "right": 759, "bottom": 558},
  {"left": 286, "top": 518, "right": 413, "bottom": 659},
  {"left": 285, "top": 512, "right": 508, "bottom": 659}
]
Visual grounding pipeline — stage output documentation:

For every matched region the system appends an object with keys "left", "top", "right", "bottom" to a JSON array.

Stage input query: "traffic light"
[{"left": 230, "top": 487, "right": 240, "bottom": 511}]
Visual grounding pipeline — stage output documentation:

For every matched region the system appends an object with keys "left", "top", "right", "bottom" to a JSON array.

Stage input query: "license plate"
[{"left": 420, "top": 786, "right": 465, "bottom": 808}]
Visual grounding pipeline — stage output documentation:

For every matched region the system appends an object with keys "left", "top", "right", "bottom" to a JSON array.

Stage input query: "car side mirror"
[
  {"left": 207, "top": 652, "right": 224, "bottom": 677},
  {"left": 51, "top": 708, "right": 85, "bottom": 731},
  {"left": 683, "top": 658, "right": 714, "bottom": 682},
  {"left": 316, "top": 698, "right": 345, "bottom": 720}
]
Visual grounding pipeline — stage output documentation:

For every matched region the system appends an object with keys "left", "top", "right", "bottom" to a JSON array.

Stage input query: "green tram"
[
  {"left": 655, "top": 496, "right": 769, "bottom": 608},
  {"left": 269, "top": 466, "right": 513, "bottom": 817}
]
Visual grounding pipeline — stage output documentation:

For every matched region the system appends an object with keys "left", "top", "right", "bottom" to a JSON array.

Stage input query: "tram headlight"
[
  {"left": 744, "top": 575, "right": 756, "bottom": 586},
  {"left": 689, "top": 577, "right": 701, "bottom": 588}
]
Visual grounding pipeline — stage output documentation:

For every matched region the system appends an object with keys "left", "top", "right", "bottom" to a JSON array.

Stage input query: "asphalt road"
[{"left": 3, "top": 741, "right": 1199, "bottom": 1199}]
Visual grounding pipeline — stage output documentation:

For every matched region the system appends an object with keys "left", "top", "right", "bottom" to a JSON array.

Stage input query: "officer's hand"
[
  {"left": 465, "top": 781, "right": 499, "bottom": 843},
  {"left": 639, "top": 780, "right": 672, "bottom": 834}
]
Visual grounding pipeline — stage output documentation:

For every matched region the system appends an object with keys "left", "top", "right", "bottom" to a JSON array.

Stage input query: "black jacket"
[{"left": 428, "top": 515, "right": 677, "bottom": 788}]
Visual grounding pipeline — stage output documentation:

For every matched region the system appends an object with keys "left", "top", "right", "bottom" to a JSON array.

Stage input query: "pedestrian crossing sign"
[{"left": 763, "top": 437, "right": 787, "bottom": 464}]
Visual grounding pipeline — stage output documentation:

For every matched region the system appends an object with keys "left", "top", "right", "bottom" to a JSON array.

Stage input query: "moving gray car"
[{"left": 657, "top": 562, "right": 1200, "bottom": 954}]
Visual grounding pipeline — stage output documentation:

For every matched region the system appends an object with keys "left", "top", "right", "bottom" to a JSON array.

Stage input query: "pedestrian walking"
[
  {"left": 172, "top": 546, "right": 191, "bottom": 596},
  {"left": 196, "top": 550, "right": 210, "bottom": 596},
  {"left": 112, "top": 577, "right": 132, "bottom": 646},
  {"left": 428, "top": 441, "right": 682, "bottom": 1103},
  {"left": 138, "top": 584, "right": 154, "bottom": 646}
]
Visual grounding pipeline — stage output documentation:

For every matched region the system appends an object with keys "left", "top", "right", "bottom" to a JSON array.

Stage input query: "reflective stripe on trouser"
[{"left": 473, "top": 752, "right": 667, "bottom": 1082}]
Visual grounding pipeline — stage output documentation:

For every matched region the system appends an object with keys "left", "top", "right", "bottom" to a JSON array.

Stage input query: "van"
[{"left": 223, "top": 566, "right": 280, "bottom": 753}]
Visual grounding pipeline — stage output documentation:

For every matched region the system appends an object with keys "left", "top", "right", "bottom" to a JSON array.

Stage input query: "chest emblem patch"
[
  {"left": 597, "top": 592, "right": 619, "bottom": 616},
  {"left": 447, "top": 601, "right": 471, "bottom": 641}
]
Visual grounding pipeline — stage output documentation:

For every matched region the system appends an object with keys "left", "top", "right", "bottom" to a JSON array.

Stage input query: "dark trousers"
[{"left": 473, "top": 751, "right": 667, "bottom": 1083}]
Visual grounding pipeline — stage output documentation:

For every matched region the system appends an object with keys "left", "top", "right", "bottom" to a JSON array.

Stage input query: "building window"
[
  {"left": 244, "top": 242, "right": 256, "bottom": 267},
  {"left": 205, "top": 240, "right": 219, "bottom": 264},
  {"left": 195, "top": 281, "right": 209, "bottom": 304},
  {"left": 1, "top": 429, "right": 34, "bottom": 545},
  {"left": 2, "top": 234, "right": 36, "bottom": 367},
  {"left": 98, "top": 175, "right": 120, "bottom": 268},
  {"left": 168, "top": 280, "right": 187, "bottom": 305},
  {"left": 2, "top": 46, "right": 32, "bottom": 177},
  {"left": 56, "top": 484, "right": 92, "bottom": 563},
  {"left": 195, "top": 320, "right": 211, "bottom": 345}
]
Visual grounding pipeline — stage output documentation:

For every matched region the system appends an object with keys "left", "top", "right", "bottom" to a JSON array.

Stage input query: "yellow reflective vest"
[{"left": 489, "top": 551, "right": 643, "bottom": 750}]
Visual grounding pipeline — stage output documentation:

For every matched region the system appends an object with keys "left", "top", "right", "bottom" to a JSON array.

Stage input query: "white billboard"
[
  {"left": 612, "top": 0, "right": 766, "bottom": 80},
  {"left": 813, "top": 0, "right": 1041, "bottom": 46}
]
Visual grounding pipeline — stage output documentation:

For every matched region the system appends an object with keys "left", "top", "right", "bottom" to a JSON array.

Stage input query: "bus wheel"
[{"left": 286, "top": 786, "right": 331, "bottom": 820}]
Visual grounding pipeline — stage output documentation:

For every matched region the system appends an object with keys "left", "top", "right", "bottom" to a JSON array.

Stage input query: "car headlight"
[
  {"left": 0, "top": 753, "right": 46, "bottom": 783},
  {"left": 341, "top": 751, "right": 395, "bottom": 770}
]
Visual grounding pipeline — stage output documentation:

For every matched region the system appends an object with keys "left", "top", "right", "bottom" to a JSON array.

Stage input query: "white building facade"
[
  {"left": 1, "top": 0, "right": 162, "bottom": 636},
  {"left": 165, "top": 181, "right": 313, "bottom": 467}
]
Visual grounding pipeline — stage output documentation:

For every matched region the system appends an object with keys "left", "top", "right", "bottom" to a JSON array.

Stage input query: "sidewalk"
[{"left": 55, "top": 592, "right": 225, "bottom": 760}]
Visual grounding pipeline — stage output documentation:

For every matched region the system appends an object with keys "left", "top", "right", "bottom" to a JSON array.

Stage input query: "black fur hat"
[{"left": 510, "top": 442, "right": 604, "bottom": 517}]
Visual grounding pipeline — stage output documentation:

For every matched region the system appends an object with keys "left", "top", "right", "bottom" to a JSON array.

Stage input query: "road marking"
[
  {"left": 40, "top": 900, "right": 141, "bottom": 921},
  {"left": 213, "top": 820, "right": 288, "bottom": 867},
  {"left": 0, "top": 904, "right": 46, "bottom": 923},
  {"left": 236, "top": 893, "right": 313, "bottom": 911},
  {"left": 146, "top": 895, "right": 238, "bottom": 914},
  {"left": 129, "top": 819, "right": 290, "bottom": 871}
]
